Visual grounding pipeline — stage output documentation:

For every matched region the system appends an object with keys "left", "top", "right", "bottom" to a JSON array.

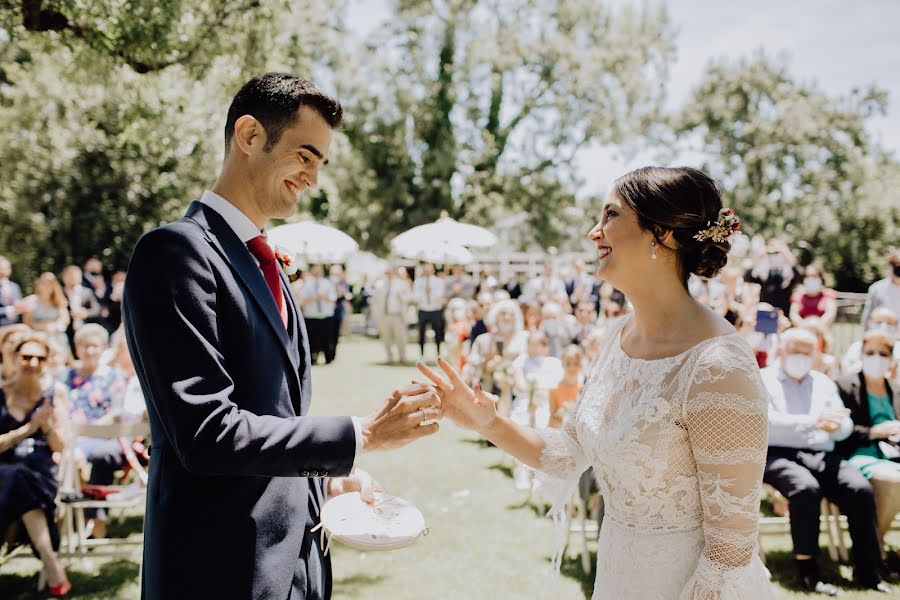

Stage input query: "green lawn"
[{"left": 1, "top": 336, "right": 895, "bottom": 598}]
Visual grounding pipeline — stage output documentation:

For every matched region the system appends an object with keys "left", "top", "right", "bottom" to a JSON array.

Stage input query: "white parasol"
[{"left": 268, "top": 221, "right": 359, "bottom": 264}]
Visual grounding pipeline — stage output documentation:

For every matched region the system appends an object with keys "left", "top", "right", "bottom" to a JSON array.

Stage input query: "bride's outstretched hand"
[{"left": 417, "top": 358, "right": 497, "bottom": 432}]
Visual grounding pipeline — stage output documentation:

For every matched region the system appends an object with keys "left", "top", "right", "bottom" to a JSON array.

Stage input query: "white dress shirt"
[
  {"left": 198, "top": 191, "right": 364, "bottom": 464},
  {"left": 412, "top": 275, "right": 446, "bottom": 311},
  {"left": 761, "top": 366, "right": 853, "bottom": 451},
  {"left": 299, "top": 276, "right": 337, "bottom": 319}
]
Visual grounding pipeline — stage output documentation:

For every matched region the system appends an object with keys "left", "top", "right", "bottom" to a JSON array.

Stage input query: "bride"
[{"left": 420, "top": 166, "right": 774, "bottom": 599}]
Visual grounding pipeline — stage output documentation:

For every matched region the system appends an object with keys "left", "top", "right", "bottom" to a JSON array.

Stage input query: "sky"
[{"left": 345, "top": 0, "right": 900, "bottom": 196}]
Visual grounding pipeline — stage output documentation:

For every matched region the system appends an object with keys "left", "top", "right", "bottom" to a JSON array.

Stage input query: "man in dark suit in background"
[
  {"left": 124, "top": 73, "right": 442, "bottom": 600},
  {"left": 0, "top": 255, "right": 25, "bottom": 327}
]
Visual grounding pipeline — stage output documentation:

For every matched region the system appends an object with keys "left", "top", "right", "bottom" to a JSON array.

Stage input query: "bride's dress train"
[{"left": 535, "top": 316, "right": 775, "bottom": 599}]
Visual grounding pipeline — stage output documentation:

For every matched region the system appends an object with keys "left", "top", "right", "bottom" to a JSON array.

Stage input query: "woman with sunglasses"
[{"left": 0, "top": 333, "right": 71, "bottom": 595}]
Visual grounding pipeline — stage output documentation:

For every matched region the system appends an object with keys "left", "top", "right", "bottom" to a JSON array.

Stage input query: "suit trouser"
[
  {"left": 306, "top": 317, "right": 336, "bottom": 363},
  {"left": 417, "top": 309, "right": 444, "bottom": 351},
  {"left": 379, "top": 314, "right": 407, "bottom": 361},
  {"left": 764, "top": 447, "right": 881, "bottom": 579}
]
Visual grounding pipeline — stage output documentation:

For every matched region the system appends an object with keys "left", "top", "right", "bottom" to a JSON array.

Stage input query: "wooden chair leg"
[{"left": 829, "top": 502, "right": 850, "bottom": 563}]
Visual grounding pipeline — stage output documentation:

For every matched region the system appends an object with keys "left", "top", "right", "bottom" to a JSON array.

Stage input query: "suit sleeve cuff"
[{"left": 351, "top": 416, "right": 364, "bottom": 466}]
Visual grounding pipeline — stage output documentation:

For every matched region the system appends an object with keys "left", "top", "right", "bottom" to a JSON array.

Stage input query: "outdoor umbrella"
[{"left": 268, "top": 221, "right": 359, "bottom": 264}]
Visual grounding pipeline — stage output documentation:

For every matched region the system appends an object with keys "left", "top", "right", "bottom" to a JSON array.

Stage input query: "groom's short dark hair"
[{"left": 225, "top": 73, "right": 343, "bottom": 153}]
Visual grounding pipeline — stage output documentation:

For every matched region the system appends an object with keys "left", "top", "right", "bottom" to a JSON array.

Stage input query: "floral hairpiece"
[{"left": 694, "top": 208, "right": 741, "bottom": 244}]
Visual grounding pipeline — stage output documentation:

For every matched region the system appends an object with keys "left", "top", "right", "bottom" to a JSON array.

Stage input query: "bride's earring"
[{"left": 651, "top": 240, "right": 657, "bottom": 260}]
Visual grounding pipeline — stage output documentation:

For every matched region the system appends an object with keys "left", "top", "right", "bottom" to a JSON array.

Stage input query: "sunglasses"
[{"left": 19, "top": 354, "right": 48, "bottom": 363}]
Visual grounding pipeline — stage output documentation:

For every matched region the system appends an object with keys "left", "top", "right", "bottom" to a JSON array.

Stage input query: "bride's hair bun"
[
  {"left": 691, "top": 240, "right": 730, "bottom": 279},
  {"left": 613, "top": 166, "right": 731, "bottom": 284}
]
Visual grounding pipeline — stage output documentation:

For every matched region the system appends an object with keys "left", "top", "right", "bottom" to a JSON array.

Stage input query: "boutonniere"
[{"left": 274, "top": 246, "right": 301, "bottom": 281}]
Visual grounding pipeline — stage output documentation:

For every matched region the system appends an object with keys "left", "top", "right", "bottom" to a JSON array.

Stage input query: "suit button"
[
  {"left": 318, "top": 470, "right": 328, "bottom": 477},
  {"left": 300, "top": 471, "right": 312, "bottom": 477}
]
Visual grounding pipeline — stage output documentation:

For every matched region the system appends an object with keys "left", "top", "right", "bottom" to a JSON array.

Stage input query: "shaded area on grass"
[{"left": 0, "top": 558, "right": 139, "bottom": 600}]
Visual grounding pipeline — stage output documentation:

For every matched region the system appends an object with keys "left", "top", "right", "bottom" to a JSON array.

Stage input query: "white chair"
[{"left": 57, "top": 421, "right": 150, "bottom": 557}]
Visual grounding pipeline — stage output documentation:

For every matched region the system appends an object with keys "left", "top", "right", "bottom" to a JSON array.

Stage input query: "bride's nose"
[{"left": 588, "top": 223, "right": 604, "bottom": 241}]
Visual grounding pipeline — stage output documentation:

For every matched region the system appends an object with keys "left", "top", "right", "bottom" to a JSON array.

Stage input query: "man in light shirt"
[
  {"left": 299, "top": 264, "right": 338, "bottom": 364},
  {"left": 412, "top": 263, "right": 446, "bottom": 360},
  {"left": 373, "top": 267, "right": 411, "bottom": 363},
  {"left": 762, "top": 327, "right": 886, "bottom": 594}
]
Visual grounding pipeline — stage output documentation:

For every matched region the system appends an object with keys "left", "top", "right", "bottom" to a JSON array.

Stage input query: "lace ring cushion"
[{"left": 537, "top": 318, "right": 769, "bottom": 567}]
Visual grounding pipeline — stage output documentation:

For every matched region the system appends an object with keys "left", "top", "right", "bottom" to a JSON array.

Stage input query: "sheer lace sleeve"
[
  {"left": 680, "top": 343, "right": 770, "bottom": 599},
  {"left": 533, "top": 411, "right": 591, "bottom": 515}
]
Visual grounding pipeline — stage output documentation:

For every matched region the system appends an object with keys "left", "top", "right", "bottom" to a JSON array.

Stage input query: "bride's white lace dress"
[{"left": 536, "top": 316, "right": 774, "bottom": 599}]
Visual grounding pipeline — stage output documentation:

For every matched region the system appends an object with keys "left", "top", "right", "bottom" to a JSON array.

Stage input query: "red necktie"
[{"left": 246, "top": 236, "right": 288, "bottom": 328}]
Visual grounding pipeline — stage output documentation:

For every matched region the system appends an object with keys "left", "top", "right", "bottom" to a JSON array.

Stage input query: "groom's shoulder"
[{"left": 129, "top": 214, "right": 210, "bottom": 268}]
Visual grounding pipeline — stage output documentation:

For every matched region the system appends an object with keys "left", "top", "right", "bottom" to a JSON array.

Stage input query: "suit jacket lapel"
[{"left": 185, "top": 202, "right": 301, "bottom": 377}]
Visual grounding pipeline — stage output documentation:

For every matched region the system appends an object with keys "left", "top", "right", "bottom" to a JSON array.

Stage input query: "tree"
[
  {"left": 322, "top": 0, "right": 675, "bottom": 252},
  {"left": 0, "top": 0, "right": 343, "bottom": 288},
  {"left": 675, "top": 53, "right": 900, "bottom": 291}
]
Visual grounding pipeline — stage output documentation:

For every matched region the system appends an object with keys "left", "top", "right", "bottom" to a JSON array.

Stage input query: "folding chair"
[{"left": 57, "top": 421, "right": 150, "bottom": 557}]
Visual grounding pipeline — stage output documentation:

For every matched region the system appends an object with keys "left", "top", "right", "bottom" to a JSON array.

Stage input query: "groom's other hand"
[
  {"left": 361, "top": 383, "right": 442, "bottom": 452},
  {"left": 326, "top": 468, "right": 384, "bottom": 504}
]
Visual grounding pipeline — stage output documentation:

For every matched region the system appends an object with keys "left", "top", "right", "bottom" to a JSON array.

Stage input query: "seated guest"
[
  {"left": 444, "top": 298, "right": 472, "bottom": 371},
  {"left": 463, "top": 299, "right": 527, "bottom": 395},
  {"left": 799, "top": 317, "right": 839, "bottom": 379},
  {"left": 571, "top": 299, "right": 599, "bottom": 346},
  {"left": 836, "top": 330, "right": 900, "bottom": 560},
  {"left": 790, "top": 265, "right": 837, "bottom": 328},
  {"left": 0, "top": 334, "right": 70, "bottom": 596},
  {"left": 0, "top": 324, "right": 31, "bottom": 385},
  {"left": 842, "top": 307, "right": 900, "bottom": 379},
  {"left": 23, "top": 273, "right": 70, "bottom": 352},
  {"left": 466, "top": 296, "right": 490, "bottom": 344},
  {"left": 548, "top": 345, "right": 584, "bottom": 428},
  {"left": 65, "top": 323, "right": 128, "bottom": 539},
  {"left": 762, "top": 327, "right": 889, "bottom": 594}
]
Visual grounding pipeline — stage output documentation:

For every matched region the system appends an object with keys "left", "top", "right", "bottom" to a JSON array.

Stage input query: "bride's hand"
[{"left": 417, "top": 358, "right": 497, "bottom": 433}]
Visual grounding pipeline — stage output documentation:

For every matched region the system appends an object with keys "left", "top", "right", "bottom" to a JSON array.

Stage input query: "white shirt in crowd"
[
  {"left": 412, "top": 275, "right": 446, "bottom": 312},
  {"left": 299, "top": 276, "right": 337, "bottom": 319},
  {"left": 761, "top": 366, "right": 853, "bottom": 452},
  {"left": 524, "top": 275, "right": 567, "bottom": 300},
  {"left": 198, "top": 190, "right": 363, "bottom": 462}
]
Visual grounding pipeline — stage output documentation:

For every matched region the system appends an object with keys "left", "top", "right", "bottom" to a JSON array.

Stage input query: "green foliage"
[
  {"left": 0, "top": 3, "right": 896, "bottom": 290},
  {"left": 676, "top": 53, "right": 900, "bottom": 291},
  {"left": 326, "top": 0, "right": 676, "bottom": 252}
]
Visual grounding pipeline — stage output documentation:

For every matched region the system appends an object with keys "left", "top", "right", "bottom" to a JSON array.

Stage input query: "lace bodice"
[{"left": 536, "top": 316, "right": 771, "bottom": 599}]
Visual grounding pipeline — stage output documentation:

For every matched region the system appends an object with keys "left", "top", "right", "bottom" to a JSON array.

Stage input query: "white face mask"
[
  {"left": 862, "top": 355, "right": 891, "bottom": 380},
  {"left": 871, "top": 322, "right": 898, "bottom": 337},
  {"left": 783, "top": 354, "right": 813, "bottom": 380},
  {"left": 803, "top": 277, "right": 822, "bottom": 293}
]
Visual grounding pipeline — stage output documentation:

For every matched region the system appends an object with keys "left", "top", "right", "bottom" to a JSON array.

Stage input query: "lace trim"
[
  {"left": 698, "top": 473, "right": 762, "bottom": 522},
  {"left": 692, "top": 447, "right": 767, "bottom": 465},
  {"left": 679, "top": 554, "right": 773, "bottom": 600},
  {"left": 685, "top": 392, "right": 767, "bottom": 416}
]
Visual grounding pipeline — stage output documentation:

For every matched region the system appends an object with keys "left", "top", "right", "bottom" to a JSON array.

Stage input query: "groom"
[{"left": 123, "top": 73, "right": 442, "bottom": 600}]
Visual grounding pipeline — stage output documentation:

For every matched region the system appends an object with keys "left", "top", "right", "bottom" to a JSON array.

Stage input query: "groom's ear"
[{"left": 232, "top": 115, "right": 265, "bottom": 156}]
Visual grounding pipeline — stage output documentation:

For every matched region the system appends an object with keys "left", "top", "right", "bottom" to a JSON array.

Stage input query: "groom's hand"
[
  {"left": 361, "top": 383, "right": 442, "bottom": 452},
  {"left": 327, "top": 468, "right": 384, "bottom": 504}
]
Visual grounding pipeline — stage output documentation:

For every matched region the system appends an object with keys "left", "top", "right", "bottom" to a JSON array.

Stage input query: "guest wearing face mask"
[
  {"left": 836, "top": 330, "right": 900, "bottom": 570},
  {"left": 790, "top": 265, "right": 837, "bottom": 328},
  {"left": 540, "top": 301, "right": 569, "bottom": 358},
  {"left": 463, "top": 299, "right": 527, "bottom": 397},
  {"left": 842, "top": 308, "right": 900, "bottom": 379},
  {"left": 861, "top": 248, "right": 900, "bottom": 332},
  {"left": 761, "top": 327, "right": 889, "bottom": 594}
]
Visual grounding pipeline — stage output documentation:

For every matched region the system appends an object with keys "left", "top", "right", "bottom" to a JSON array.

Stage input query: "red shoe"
[{"left": 48, "top": 579, "right": 71, "bottom": 597}]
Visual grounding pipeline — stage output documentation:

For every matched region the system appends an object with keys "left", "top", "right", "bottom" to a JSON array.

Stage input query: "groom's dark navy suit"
[{"left": 124, "top": 201, "right": 356, "bottom": 600}]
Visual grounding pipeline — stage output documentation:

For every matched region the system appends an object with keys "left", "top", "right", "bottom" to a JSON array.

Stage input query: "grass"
[{"left": 1, "top": 336, "right": 896, "bottom": 598}]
